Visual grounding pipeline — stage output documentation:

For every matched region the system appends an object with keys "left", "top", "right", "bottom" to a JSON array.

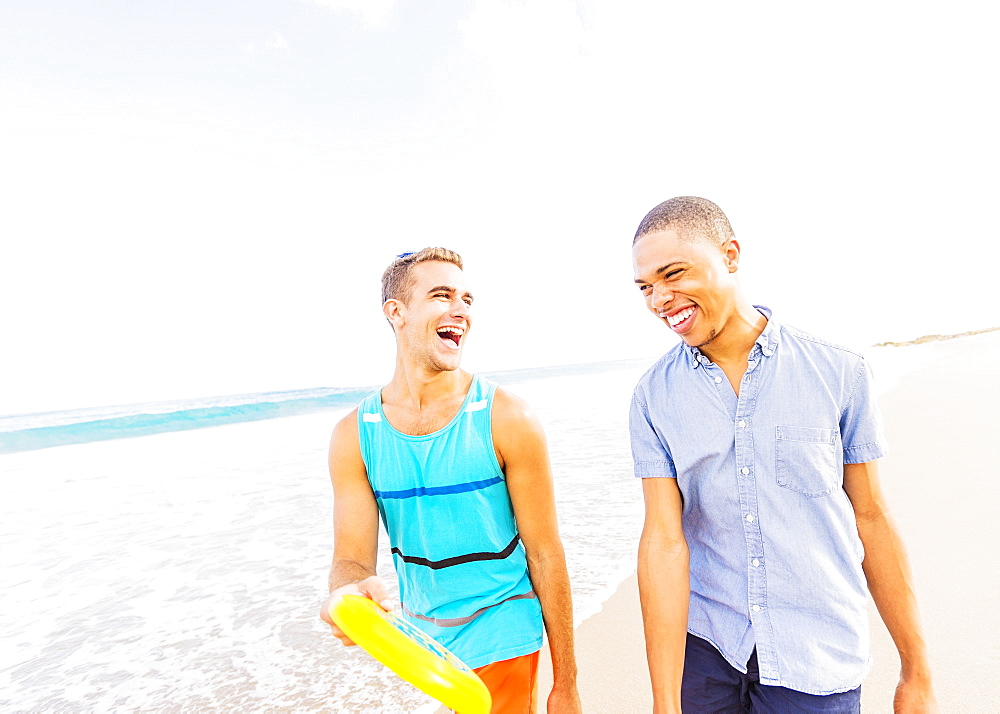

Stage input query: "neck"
[
  {"left": 383, "top": 352, "right": 471, "bottom": 409},
  {"left": 698, "top": 301, "right": 767, "bottom": 365}
]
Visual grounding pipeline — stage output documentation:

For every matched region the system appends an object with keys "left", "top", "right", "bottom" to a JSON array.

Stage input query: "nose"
[
  {"left": 450, "top": 298, "right": 470, "bottom": 320},
  {"left": 651, "top": 281, "right": 673, "bottom": 309}
]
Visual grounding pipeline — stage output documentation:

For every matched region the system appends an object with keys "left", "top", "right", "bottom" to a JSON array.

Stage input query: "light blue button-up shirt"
[{"left": 630, "top": 307, "right": 887, "bottom": 695}]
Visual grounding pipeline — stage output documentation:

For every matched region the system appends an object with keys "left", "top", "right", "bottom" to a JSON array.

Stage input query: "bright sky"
[{"left": 1, "top": 1, "right": 996, "bottom": 415}]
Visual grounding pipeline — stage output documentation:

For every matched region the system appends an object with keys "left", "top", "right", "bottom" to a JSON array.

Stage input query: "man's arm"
[
  {"left": 492, "top": 389, "right": 581, "bottom": 714},
  {"left": 638, "top": 477, "right": 688, "bottom": 714},
  {"left": 319, "top": 409, "right": 394, "bottom": 645},
  {"left": 843, "top": 460, "right": 937, "bottom": 713}
]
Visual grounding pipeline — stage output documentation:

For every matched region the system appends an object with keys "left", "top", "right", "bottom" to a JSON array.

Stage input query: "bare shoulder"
[
  {"left": 492, "top": 387, "right": 544, "bottom": 436},
  {"left": 329, "top": 407, "right": 360, "bottom": 448},
  {"left": 491, "top": 388, "right": 549, "bottom": 472},
  {"left": 328, "top": 408, "right": 365, "bottom": 475}
]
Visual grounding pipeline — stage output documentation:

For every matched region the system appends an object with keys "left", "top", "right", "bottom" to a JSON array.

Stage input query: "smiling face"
[
  {"left": 386, "top": 260, "right": 473, "bottom": 373},
  {"left": 632, "top": 228, "right": 741, "bottom": 349}
]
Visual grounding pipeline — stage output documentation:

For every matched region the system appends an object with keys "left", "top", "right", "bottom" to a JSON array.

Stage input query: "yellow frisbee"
[{"left": 329, "top": 594, "right": 491, "bottom": 714}]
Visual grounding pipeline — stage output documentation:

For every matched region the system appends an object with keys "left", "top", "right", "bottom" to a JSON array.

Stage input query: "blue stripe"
[{"left": 375, "top": 476, "right": 503, "bottom": 500}]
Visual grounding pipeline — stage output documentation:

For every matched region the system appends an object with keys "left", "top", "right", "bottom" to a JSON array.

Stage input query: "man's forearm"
[
  {"left": 328, "top": 557, "right": 377, "bottom": 593},
  {"left": 638, "top": 534, "right": 689, "bottom": 714},
  {"left": 526, "top": 547, "right": 578, "bottom": 688},
  {"left": 857, "top": 508, "right": 931, "bottom": 677}
]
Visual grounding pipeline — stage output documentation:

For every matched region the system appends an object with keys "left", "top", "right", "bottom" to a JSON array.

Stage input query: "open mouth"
[
  {"left": 437, "top": 326, "right": 464, "bottom": 348},
  {"left": 665, "top": 306, "right": 696, "bottom": 333}
]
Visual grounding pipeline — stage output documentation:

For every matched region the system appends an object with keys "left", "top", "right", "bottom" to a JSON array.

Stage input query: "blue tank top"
[{"left": 357, "top": 375, "right": 543, "bottom": 668}]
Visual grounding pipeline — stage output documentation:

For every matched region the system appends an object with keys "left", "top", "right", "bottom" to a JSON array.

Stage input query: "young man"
[
  {"left": 320, "top": 248, "right": 580, "bottom": 714},
  {"left": 629, "top": 198, "right": 937, "bottom": 713}
]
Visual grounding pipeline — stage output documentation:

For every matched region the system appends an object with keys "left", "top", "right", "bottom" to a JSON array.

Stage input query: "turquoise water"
[
  {"left": 0, "top": 359, "right": 651, "bottom": 455},
  {"left": 0, "top": 387, "right": 370, "bottom": 454}
]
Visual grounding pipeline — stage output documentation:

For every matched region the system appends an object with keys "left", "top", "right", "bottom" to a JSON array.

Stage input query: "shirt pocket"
[{"left": 775, "top": 425, "right": 838, "bottom": 497}]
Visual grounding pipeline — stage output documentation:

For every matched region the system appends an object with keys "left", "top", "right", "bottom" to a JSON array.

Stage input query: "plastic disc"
[{"left": 329, "top": 594, "right": 492, "bottom": 714}]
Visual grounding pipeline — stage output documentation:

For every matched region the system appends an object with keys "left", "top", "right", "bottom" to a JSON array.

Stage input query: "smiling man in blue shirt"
[{"left": 630, "top": 197, "right": 936, "bottom": 713}]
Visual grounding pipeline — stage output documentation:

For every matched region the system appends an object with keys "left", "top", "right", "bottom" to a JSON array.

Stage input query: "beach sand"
[{"left": 526, "top": 330, "right": 1000, "bottom": 712}]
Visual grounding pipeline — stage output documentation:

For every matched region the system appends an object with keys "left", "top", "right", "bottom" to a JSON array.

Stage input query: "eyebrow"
[
  {"left": 634, "top": 261, "right": 686, "bottom": 284},
  {"left": 427, "top": 285, "right": 474, "bottom": 301}
]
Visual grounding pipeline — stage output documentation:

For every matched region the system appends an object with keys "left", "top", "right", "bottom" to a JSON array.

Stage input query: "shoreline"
[{"left": 872, "top": 325, "right": 999, "bottom": 348}]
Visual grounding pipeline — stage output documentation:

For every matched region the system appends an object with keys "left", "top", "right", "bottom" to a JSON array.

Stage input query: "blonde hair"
[{"left": 381, "top": 247, "right": 464, "bottom": 305}]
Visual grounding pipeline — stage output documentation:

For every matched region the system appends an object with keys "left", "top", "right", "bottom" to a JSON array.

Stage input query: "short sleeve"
[
  {"left": 629, "top": 388, "right": 677, "bottom": 479},
  {"left": 840, "top": 357, "right": 888, "bottom": 464}
]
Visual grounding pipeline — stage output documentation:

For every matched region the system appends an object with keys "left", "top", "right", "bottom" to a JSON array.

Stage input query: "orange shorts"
[{"left": 463, "top": 650, "right": 540, "bottom": 714}]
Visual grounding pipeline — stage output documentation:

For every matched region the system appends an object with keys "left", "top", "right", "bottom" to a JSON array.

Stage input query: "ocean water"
[
  {"left": 0, "top": 359, "right": 654, "bottom": 712},
  {"left": 0, "top": 387, "right": 371, "bottom": 456}
]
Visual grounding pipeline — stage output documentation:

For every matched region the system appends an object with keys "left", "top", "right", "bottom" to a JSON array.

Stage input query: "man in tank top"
[{"left": 320, "top": 248, "right": 581, "bottom": 713}]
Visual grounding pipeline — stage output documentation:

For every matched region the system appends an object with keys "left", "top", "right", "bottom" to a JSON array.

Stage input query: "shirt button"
[
  {"left": 714, "top": 376, "right": 722, "bottom": 384},
  {"left": 763, "top": 349, "right": 773, "bottom": 356},
  {"left": 738, "top": 420, "right": 747, "bottom": 428},
  {"left": 752, "top": 559, "right": 760, "bottom": 567},
  {"left": 745, "top": 514, "right": 755, "bottom": 523},
  {"left": 740, "top": 467, "right": 750, "bottom": 475},
  {"left": 752, "top": 605, "right": 762, "bottom": 612}
]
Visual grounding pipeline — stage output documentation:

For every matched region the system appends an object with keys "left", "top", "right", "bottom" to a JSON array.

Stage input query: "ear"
[
  {"left": 383, "top": 298, "right": 405, "bottom": 329},
  {"left": 723, "top": 238, "right": 741, "bottom": 273}
]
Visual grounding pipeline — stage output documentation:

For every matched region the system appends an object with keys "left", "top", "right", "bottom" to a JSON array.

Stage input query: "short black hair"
[{"left": 633, "top": 196, "right": 735, "bottom": 245}]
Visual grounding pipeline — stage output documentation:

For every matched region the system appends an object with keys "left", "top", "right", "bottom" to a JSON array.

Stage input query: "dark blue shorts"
[{"left": 682, "top": 634, "right": 861, "bottom": 713}]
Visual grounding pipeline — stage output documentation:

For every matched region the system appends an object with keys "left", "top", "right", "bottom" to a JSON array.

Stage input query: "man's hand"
[
  {"left": 894, "top": 673, "right": 937, "bottom": 713},
  {"left": 319, "top": 575, "right": 396, "bottom": 646},
  {"left": 546, "top": 682, "right": 582, "bottom": 714}
]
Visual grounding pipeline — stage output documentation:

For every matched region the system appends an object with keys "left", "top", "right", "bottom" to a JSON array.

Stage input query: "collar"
[
  {"left": 753, "top": 305, "right": 780, "bottom": 357},
  {"left": 688, "top": 305, "right": 780, "bottom": 368}
]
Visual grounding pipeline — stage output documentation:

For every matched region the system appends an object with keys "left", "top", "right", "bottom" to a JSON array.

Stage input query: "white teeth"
[
  {"left": 437, "top": 326, "right": 465, "bottom": 349},
  {"left": 666, "top": 307, "right": 695, "bottom": 326}
]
